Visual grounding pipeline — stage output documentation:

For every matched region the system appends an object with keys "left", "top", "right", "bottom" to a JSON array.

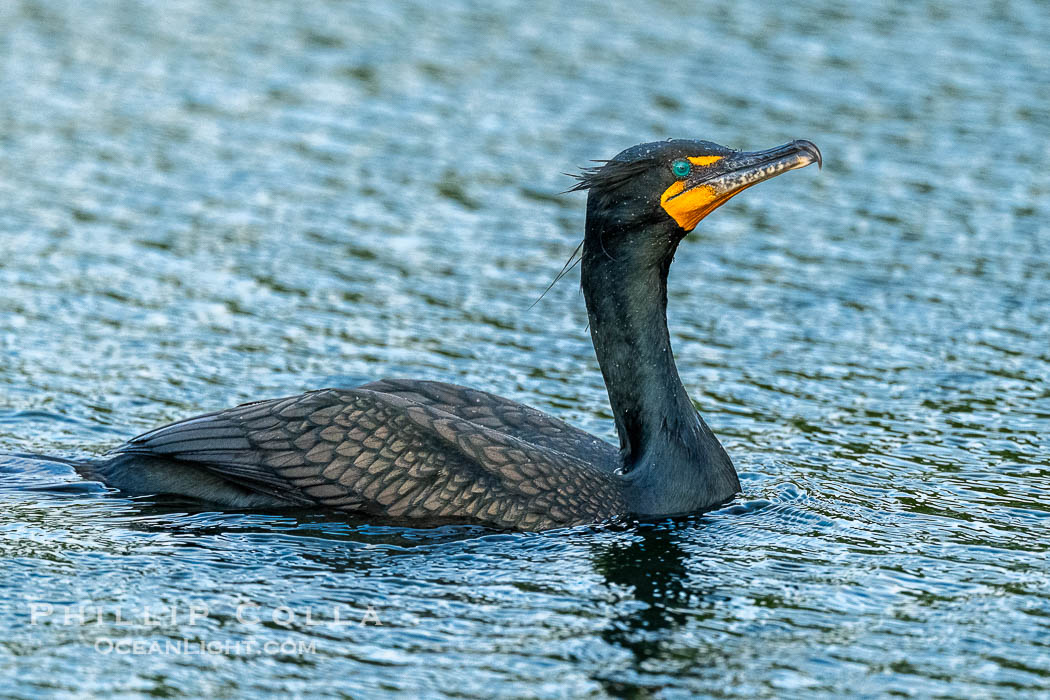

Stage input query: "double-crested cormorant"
[{"left": 81, "top": 138, "right": 821, "bottom": 531}]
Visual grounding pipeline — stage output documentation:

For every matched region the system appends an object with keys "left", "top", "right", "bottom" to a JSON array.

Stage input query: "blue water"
[{"left": 1, "top": 0, "right": 1048, "bottom": 697}]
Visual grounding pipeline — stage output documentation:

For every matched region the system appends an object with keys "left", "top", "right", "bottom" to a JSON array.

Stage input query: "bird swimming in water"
[{"left": 78, "top": 138, "right": 821, "bottom": 531}]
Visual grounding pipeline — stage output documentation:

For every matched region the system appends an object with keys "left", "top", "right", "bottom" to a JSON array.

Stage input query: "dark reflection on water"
[
  {"left": 2, "top": 0, "right": 1049, "bottom": 697},
  {"left": 591, "top": 525, "right": 699, "bottom": 693}
]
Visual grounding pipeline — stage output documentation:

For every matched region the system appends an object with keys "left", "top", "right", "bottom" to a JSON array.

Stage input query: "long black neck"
[{"left": 581, "top": 215, "right": 739, "bottom": 515}]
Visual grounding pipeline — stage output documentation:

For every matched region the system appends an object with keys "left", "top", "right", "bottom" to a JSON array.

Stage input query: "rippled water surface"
[{"left": 2, "top": 0, "right": 1049, "bottom": 697}]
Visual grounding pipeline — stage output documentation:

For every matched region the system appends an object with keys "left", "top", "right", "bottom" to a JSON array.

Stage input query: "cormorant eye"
[{"left": 671, "top": 160, "right": 692, "bottom": 178}]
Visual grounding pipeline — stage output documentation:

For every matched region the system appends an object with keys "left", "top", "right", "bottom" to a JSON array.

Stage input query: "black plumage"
[{"left": 84, "top": 138, "right": 821, "bottom": 531}]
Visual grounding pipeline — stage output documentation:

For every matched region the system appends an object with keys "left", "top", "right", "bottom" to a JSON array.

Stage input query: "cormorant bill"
[{"left": 78, "top": 138, "right": 821, "bottom": 531}]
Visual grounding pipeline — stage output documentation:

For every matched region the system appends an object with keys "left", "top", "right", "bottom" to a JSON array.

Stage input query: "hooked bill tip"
[{"left": 793, "top": 139, "right": 822, "bottom": 170}]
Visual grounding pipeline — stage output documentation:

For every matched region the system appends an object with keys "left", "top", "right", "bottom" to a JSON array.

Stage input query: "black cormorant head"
[{"left": 572, "top": 139, "right": 821, "bottom": 266}]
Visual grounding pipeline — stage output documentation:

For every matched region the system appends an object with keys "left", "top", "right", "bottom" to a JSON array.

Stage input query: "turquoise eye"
[{"left": 671, "top": 160, "right": 691, "bottom": 178}]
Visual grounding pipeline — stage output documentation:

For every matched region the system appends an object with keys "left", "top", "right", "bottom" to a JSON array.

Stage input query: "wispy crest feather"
[
  {"left": 531, "top": 157, "right": 655, "bottom": 309},
  {"left": 565, "top": 158, "right": 656, "bottom": 194},
  {"left": 528, "top": 239, "right": 584, "bottom": 310}
]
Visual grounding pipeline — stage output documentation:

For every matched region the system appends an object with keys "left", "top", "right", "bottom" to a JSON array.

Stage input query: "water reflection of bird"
[
  {"left": 79, "top": 139, "right": 820, "bottom": 531},
  {"left": 591, "top": 524, "right": 698, "bottom": 688}
]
